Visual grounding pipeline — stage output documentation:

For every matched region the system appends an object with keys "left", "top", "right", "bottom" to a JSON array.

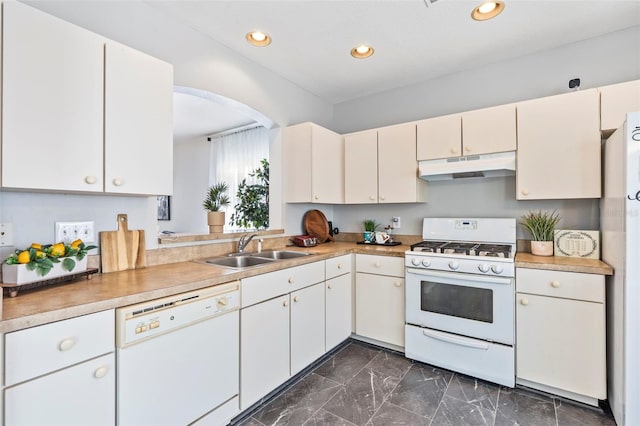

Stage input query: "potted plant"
[
  {"left": 363, "top": 219, "right": 380, "bottom": 243},
  {"left": 203, "top": 182, "right": 230, "bottom": 233},
  {"left": 521, "top": 210, "right": 561, "bottom": 256},
  {"left": 230, "top": 159, "right": 269, "bottom": 230}
]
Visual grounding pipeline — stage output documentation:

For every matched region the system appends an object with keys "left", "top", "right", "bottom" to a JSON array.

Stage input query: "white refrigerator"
[{"left": 601, "top": 111, "right": 640, "bottom": 426}]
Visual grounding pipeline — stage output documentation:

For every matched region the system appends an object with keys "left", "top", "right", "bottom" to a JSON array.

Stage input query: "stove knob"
[
  {"left": 491, "top": 264, "right": 504, "bottom": 274},
  {"left": 421, "top": 259, "right": 431, "bottom": 267},
  {"left": 478, "top": 264, "right": 490, "bottom": 273},
  {"left": 448, "top": 261, "right": 460, "bottom": 271},
  {"left": 411, "top": 258, "right": 421, "bottom": 267}
]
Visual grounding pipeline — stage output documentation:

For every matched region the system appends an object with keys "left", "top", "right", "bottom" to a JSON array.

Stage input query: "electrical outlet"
[
  {"left": 392, "top": 217, "right": 401, "bottom": 229},
  {"left": 55, "top": 221, "right": 95, "bottom": 244},
  {"left": 0, "top": 223, "right": 14, "bottom": 246}
]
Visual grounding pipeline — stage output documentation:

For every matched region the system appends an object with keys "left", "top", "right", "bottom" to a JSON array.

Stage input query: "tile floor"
[{"left": 235, "top": 340, "right": 616, "bottom": 426}]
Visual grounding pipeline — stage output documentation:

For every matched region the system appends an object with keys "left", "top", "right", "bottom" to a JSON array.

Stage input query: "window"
[{"left": 209, "top": 125, "right": 269, "bottom": 231}]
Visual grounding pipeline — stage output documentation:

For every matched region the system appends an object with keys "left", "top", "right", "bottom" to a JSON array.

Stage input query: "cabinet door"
[
  {"left": 291, "top": 283, "right": 325, "bottom": 375},
  {"left": 5, "top": 353, "right": 115, "bottom": 426},
  {"left": 345, "top": 130, "right": 378, "bottom": 203},
  {"left": 516, "top": 293, "right": 606, "bottom": 399},
  {"left": 516, "top": 89, "right": 600, "bottom": 200},
  {"left": 417, "top": 114, "right": 461, "bottom": 160},
  {"left": 240, "top": 296, "right": 290, "bottom": 410},
  {"left": 326, "top": 273, "right": 353, "bottom": 350},
  {"left": 2, "top": 2, "right": 104, "bottom": 192},
  {"left": 378, "top": 123, "right": 424, "bottom": 203},
  {"left": 283, "top": 123, "right": 312, "bottom": 202},
  {"left": 355, "top": 272, "right": 405, "bottom": 347},
  {"left": 599, "top": 80, "right": 640, "bottom": 131},
  {"left": 105, "top": 41, "right": 173, "bottom": 195},
  {"left": 462, "top": 104, "right": 516, "bottom": 155},
  {"left": 311, "top": 125, "right": 344, "bottom": 203}
]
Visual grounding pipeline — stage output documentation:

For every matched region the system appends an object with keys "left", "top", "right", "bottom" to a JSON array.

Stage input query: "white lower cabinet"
[
  {"left": 291, "top": 283, "right": 326, "bottom": 375},
  {"left": 516, "top": 268, "right": 606, "bottom": 404},
  {"left": 326, "top": 273, "right": 353, "bottom": 350},
  {"left": 4, "top": 354, "right": 115, "bottom": 426},
  {"left": 355, "top": 255, "right": 405, "bottom": 347},
  {"left": 240, "top": 295, "right": 291, "bottom": 410}
]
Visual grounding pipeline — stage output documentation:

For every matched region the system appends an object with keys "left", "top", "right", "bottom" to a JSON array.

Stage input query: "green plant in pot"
[
  {"left": 203, "top": 182, "right": 230, "bottom": 233},
  {"left": 230, "top": 159, "right": 269, "bottom": 230},
  {"left": 521, "top": 210, "right": 561, "bottom": 256},
  {"left": 363, "top": 219, "right": 380, "bottom": 243}
]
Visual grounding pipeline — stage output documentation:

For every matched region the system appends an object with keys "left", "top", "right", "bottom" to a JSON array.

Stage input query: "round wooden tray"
[{"left": 303, "top": 209, "right": 333, "bottom": 243}]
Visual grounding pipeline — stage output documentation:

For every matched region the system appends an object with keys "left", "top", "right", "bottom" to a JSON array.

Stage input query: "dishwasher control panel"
[{"left": 116, "top": 281, "right": 240, "bottom": 347}]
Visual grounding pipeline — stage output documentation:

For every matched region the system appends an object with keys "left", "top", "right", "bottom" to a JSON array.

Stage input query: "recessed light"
[
  {"left": 351, "top": 45, "right": 374, "bottom": 59},
  {"left": 246, "top": 31, "right": 271, "bottom": 47},
  {"left": 471, "top": 1, "right": 505, "bottom": 21}
]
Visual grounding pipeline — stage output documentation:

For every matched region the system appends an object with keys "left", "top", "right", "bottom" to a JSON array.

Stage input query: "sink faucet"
[{"left": 237, "top": 233, "right": 258, "bottom": 253}]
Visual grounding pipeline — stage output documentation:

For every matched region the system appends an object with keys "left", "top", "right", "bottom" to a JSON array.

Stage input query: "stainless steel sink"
[
  {"left": 253, "top": 250, "right": 311, "bottom": 260},
  {"left": 205, "top": 256, "right": 275, "bottom": 268}
]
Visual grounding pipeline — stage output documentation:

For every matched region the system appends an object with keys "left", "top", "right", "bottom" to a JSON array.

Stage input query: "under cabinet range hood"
[{"left": 419, "top": 151, "right": 516, "bottom": 181}]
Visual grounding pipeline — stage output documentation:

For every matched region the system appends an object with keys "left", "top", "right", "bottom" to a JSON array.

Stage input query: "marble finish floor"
[{"left": 236, "top": 340, "right": 616, "bottom": 426}]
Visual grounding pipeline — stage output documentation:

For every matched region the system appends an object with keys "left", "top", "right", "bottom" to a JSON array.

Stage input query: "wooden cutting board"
[
  {"left": 303, "top": 209, "right": 334, "bottom": 243},
  {"left": 99, "top": 214, "right": 147, "bottom": 273}
]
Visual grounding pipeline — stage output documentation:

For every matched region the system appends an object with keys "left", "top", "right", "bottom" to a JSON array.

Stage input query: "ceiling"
[{"left": 23, "top": 0, "right": 640, "bottom": 138}]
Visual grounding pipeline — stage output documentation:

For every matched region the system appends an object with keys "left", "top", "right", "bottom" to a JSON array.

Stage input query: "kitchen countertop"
[
  {"left": 1, "top": 243, "right": 613, "bottom": 333},
  {"left": 515, "top": 253, "right": 613, "bottom": 275},
  {"left": 0, "top": 242, "right": 409, "bottom": 333}
]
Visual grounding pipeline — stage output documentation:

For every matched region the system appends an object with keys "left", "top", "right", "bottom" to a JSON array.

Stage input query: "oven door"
[{"left": 405, "top": 267, "right": 514, "bottom": 345}]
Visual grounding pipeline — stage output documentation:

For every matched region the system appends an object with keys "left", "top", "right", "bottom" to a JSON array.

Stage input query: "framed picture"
[{"left": 157, "top": 195, "right": 170, "bottom": 221}]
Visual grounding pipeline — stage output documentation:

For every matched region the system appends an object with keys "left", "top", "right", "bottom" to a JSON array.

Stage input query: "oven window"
[{"left": 420, "top": 281, "right": 493, "bottom": 323}]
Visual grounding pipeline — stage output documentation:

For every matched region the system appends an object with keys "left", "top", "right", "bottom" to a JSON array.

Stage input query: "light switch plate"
[
  {"left": 0, "top": 223, "right": 14, "bottom": 246},
  {"left": 55, "top": 221, "right": 95, "bottom": 244}
]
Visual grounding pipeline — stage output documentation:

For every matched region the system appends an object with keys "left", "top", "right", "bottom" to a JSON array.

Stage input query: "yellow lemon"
[
  {"left": 49, "top": 243, "right": 66, "bottom": 257},
  {"left": 30, "top": 243, "right": 43, "bottom": 250},
  {"left": 17, "top": 250, "right": 31, "bottom": 264},
  {"left": 35, "top": 250, "right": 46, "bottom": 259},
  {"left": 70, "top": 239, "right": 83, "bottom": 249}
]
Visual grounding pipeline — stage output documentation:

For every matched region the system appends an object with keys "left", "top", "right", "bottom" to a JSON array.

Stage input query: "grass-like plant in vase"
[
  {"left": 521, "top": 210, "right": 561, "bottom": 256},
  {"left": 203, "top": 182, "right": 230, "bottom": 233},
  {"left": 363, "top": 219, "right": 380, "bottom": 243}
]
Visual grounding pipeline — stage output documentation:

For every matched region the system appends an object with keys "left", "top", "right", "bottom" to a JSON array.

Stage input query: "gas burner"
[
  {"left": 410, "top": 240, "right": 448, "bottom": 253},
  {"left": 475, "top": 243, "right": 512, "bottom": 259},
  {"left": 439, "top": 242, "right": 478, "bottom": 255}
]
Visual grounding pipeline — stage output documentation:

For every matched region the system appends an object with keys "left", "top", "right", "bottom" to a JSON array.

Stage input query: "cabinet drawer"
[
  {"left": 326, "top": 254, "right": 352, "bottom": 280},
  {"left": 241, "top": 261, "right": 325, "bottom": 307},
  {"left": 5, "top": 310, "right": 115, "bottom": 386},
  {"left": 356, "top": 254, "right": 404, "bottom": 277},
  {"left": 516, "top": 268, "right": 604, "bottom": 303}
]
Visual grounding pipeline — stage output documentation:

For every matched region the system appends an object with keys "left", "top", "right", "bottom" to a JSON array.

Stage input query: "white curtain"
[{"left": 209, "top": 125, "right": 269, "bottom": 231}]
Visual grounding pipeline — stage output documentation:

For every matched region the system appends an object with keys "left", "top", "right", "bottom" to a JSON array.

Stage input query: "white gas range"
[{"left": 404, "top": 218, "right": 516, "bottom": 387}]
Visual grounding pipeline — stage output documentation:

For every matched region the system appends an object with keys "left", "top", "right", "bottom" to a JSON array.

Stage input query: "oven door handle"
[
  {"left": 422, "top": 329, "right": 489, "bottom": 350},
  {"left": 406, "top": 268, "right": 512, "bottom": 285}
]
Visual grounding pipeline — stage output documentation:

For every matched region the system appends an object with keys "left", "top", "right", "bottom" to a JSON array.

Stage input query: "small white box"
[{"left": 553, "top": 230, "right": 600, "bottom": 259}]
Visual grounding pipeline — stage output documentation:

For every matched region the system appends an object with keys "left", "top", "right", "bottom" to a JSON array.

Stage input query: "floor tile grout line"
[
  {"left": 428, "top": 370, "right": 455, "bottom": 426},
  {"left": 300, "top": 382, "right": 347, "bottom": 426},
  {"left": 492, "top": 386, "right": 501, "bottom": 426}
]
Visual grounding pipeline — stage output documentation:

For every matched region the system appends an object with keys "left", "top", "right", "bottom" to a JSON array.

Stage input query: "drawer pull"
[
  {"left": 94, "top": 366, "right": 109, "bottom": 379},
  {"left": 520, "top": 298, "right": 529, "bottom": 306},
  {"left": 328, "top": 284, "right": 333, "bottom": 289},
  {"left": 374, "top": 262, "right": 381, "bottom": 268},
  {"left": 58, "top": 338, "right": 76, "bottom": 352},
  {"left": 551, "top": 281, "right": 560, "bottom": 288},
  {"left": 288, "top": 277, "right": 294, "bottom": 284},
  {"left": 337, "top": 264, "right": 343, "bottom": 269},
  {"left": 283, "top": 299, "right": 289, "bottom": 307}
]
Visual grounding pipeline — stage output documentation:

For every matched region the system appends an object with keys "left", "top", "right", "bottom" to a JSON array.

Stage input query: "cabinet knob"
[
  {"left": 369, "top": 195, "right": 376, "bottom": 200},
  {"left": 293, "top": 295, "right": 300, "bottom": 303},
  {"left": 94, "top": 366, "right": 109, "bottom": 379},
  {"left": 551, "top": 281, "right": 560, "bottom": 288},
  {"left": 520, "top": 298, "right": 529, "bottom": 306},
  {"left": 314, "top": 196, "right": 319, "bottom": 200},
  {"left": 288, "top": 277, "right": 294, "bottom": 284},
  {"left": 84, "top": 176, "right": 97, "bottom": 185},
  {"left": 112, "top": 178, "right": 124, "bottom": 187},
  {"left": 380, "top": 195, "right": 385, "bottom": 200},
  {"left": 521, "top": 189, "right": 529, "bottom": 196},
  {"left": 450, "top": 147, "right": 457, "bottom": 154},
  {"left": 464, "top": 146, "right": 472, "bottom": 152},
  {"left": 328, "top": 283, "right": 333, "bottom": 289},
  {"left": 394, "top": 281, "right": 402, "bottom": 287},
  {"left": 283, "top": 299, "right": 289, "bottom": 307},
  {"left": 218, "top": 298, "right": 228, "bottom": 307},
  {"left": 374, "top": 262, "right": 381, "bottom": 268},
  {"left": 337, "top": 264, "right": 343, "bottom": 269},
  {"left": 58, "top": 337, "right": 76, "bottom": 352}
]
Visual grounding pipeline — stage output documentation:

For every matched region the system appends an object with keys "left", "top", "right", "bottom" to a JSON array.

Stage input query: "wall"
[{"left": 330, "top": 25, "right": 640, "bottom": 236}]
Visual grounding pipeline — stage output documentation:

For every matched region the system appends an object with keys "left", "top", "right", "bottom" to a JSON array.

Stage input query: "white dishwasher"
[{"left": 116, "top": 281, "right": 240, "bottom": 426}]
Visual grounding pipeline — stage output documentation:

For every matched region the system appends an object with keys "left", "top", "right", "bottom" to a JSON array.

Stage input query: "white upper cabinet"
[
  {"left": 1, "top": 2, "right": 104, "bottom": 192},
  {"left": 462, "top": 104, "right": 516, "bottom": 155},
  {"left": 283, "top": 122, "right": 344, "bottom": 203},
  {"left": 516, "top": 89, "right": 601, "bottom": 200},
  {"left": 345, "top": 124, "right": 426, "bottom": 204},
  {"left": 599, "top": 80, "right": 640, "bottom": 132},
  {"left": 105, "top": 41, "right": 173, "bottom": 195},
  {"left": 345, "top": 129, "right": 379, "bottom": 203},
  {"left": 417, "top": 114, "right": 461, "bottom": 160}
]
